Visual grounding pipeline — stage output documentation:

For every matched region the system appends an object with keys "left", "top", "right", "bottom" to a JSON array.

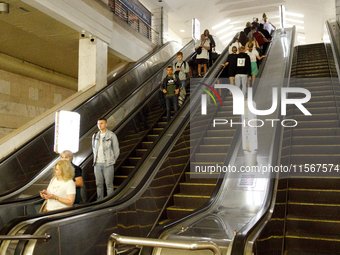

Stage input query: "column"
[
  {"left": 337, "top": 0, "right": 340, "bottom": 26},
  {"left": 78, "top": 37, "right": 108, "bottom": 92},
  {"left": 152, "top": 7, "right": 169, "bottom": 44}
]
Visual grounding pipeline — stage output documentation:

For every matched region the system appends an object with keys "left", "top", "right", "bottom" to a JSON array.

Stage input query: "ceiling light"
[
  {"left": 285, "top": 18, "right": 304, "bottom": 24},
  {"left": 216, "top": 25, "right": 234, "bottom": 35},
  {"left": 219, "top": 31, "right": 237, "bottom": 40},
  {"left": 180, "top": 29, "right": 185, "bottom": 32},
  {"left": 299, "top": 41, "right": 306, "bottom": 44},
  {"left": 286, "top": 12, "right": 304, "bottom": 18},
  {"left": 212, "top": 19, "right": 230, "bottom": 30},
  {"left": 0, "top": 2, "right": 9, "bottom": 14},
  {"left": 298, "top": 35, "right": 305, "bottom": 39},
  {"left": 223, "top": 38, "right": 233, "bottom": 44},
  {"left": 231, "top": 27, "right": 243, "bottom": 31},
  {"left": 229, "top": 21, "right": 242, "bottom": 24}
]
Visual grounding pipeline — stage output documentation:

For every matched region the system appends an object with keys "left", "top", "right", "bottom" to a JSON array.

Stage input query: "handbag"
[
  {"left": 195, "top": 47, "right": 202, "bottom": 55},
  {"left": 39, "top": 200, "right": 47, "bottom": 213}
]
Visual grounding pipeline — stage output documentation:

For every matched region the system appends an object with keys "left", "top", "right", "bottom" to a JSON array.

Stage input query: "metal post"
[{"left": 107, "top": 233, "right": 222, "bottom": 255}]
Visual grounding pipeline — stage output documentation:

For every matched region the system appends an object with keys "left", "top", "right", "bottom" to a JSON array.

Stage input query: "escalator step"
[
  {"left": 173, "top": 193, "right": 210, "bottom": 207},
  {"left": 166, "top": 206, "right": 195, "bottom": 219},
  {"left": 136, "top": 149, "right": 147, "bottom": 157},
  {"left": 286, "top": 215, "right": 340, "bottom": 235},
  {"left": 142, "top": 142, "right": 153, "bottom": 149},
  {"left": 185, "top": 172, "right": 220, "bottom": 183},
  {"left": 285, "top": 231, "right": 340, "bottom": 253},
  {"left": 288, "top": 201, "right": 340, "bottom": 218},
  {"left": 179, "top": 182, "right": 216, "bottom": 195},
  {"left": 289, "top": 188, "right": 340, "bottom": 204}
]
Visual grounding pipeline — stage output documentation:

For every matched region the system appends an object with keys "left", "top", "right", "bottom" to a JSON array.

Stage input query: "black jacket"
[
  {"left": 161, "top": 74, "right": 181, "bottom": 91},
  {"left": 235, "top": 53, "right": 251, "bottom": 76}
]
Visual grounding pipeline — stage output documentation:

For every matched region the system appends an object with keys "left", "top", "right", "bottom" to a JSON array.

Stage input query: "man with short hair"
[
  {"left": 161, "top": 66, "right": 181, "bottom": 122},
  {"left": 235, "top": 46, "right": 251, "bottom": 96},
  {"left": 92, "top": 117, "right": 120, "bottom": 200},
  {"left": 173, "top": 52, "right": 189, "bottom": 89}
]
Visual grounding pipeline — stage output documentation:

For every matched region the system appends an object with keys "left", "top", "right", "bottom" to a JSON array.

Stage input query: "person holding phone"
[{"left": 40, "top": 160, "right": 76, "bottom": 211}]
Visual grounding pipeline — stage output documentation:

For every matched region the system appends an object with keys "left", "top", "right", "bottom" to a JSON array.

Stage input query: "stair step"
[
  {"left": 173, "top": 193, "right": 210, "bottom": 207},
  {"left": 179, "top": 182, "right": 216, "bottom": 195}
]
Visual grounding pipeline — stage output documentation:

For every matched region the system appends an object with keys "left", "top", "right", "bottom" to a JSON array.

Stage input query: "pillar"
[
  {"left": 336, "top": 0, "right": 340, "bottom": 26},
  {"left": 152, "top": 7, "right": 169, "bottom": 45},
  {"left": 78, "top": 37, "right": 108, "bottom": 92}
]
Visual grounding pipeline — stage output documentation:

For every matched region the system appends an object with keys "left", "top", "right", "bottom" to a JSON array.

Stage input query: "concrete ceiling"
[
  {"left": 140, "top": 0, "right": 335, "bottom": 45},
  {"left": 0, "top": 0, "right": 126, "bottom": 90}
]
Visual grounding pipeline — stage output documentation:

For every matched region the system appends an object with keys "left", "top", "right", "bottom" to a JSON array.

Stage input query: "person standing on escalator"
[
  {"left": 92, "top": 117, "right": 120, "bottom": 200},
  {"left": 161, "top": 66, "right": 181, "bottom": 123}
]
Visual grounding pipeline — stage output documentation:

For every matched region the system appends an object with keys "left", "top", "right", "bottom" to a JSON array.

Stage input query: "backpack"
[{"left": 253, "top": 31, "right": 265, "bottom": 46}]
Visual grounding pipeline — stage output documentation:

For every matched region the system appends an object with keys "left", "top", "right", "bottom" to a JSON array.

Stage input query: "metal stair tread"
[{"left": 285, "top": 231, "right": 340, "bottom": 242}]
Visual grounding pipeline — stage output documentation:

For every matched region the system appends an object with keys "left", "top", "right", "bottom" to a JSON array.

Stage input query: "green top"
[{"left": 165, "top": 75, "right": 177, "bottom": 97}]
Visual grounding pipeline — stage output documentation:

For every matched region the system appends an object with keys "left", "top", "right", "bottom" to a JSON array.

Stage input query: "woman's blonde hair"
[
  {"left": 248, "top": 42, "right": 254, "bottom": 52},
  {"left": 54, "top": 160, "right": 74, "bottom": 181},
  {"left": 232, "top": 46, "right": 237, "bottom": 53},
  {"left": 246, "top": 22, "right": 252, "bottom": 28},
  {"left": 263, "top": 13, "right": 267, "bottom": 19}
]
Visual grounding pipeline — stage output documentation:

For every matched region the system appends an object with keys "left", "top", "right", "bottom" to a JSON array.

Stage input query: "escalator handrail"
[
  {"left": 143, "top": 32, "right": 275, "bottom": 246},
  {"left": 324, "top": 21, "right": 340, "bottom": 128},
  {"left": 230, "top": 26, "right": 296, "bottom": 255},
  {"left": 0, "top": 40, "right": 194, "bottom": 199}
]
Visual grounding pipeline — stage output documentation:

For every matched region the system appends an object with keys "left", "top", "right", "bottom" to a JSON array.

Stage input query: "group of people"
[
  {"left": 220, "top": 13, "right": 275, "bottom": 96},
  {"left": 40, "top": 117, "right": 120, "bottom": 211},
  {"left": 39, "top": 14, "right": 276, "bottom": 212}
]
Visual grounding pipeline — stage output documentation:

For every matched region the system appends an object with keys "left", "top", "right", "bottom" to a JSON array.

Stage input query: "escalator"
[
  {"left": 254, "top": 43, "right": 340, "bottom": 254},
  {"left": 0, "top": 38, "right": 237, "bottom": 255},
  {"left": 0, "top": 40, "right": 186, "bottom": 203},
  {"left": 0, "top": 41, "right": 194, "bottom": 230}
]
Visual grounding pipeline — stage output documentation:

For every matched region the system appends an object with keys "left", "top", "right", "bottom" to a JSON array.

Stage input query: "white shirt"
[
  {"left": 228, "top": 42, "right": 241, "bottom": 54},
  {"left": 246, "top": 49, "right": 259, "bottom": 62},
  {"left": 196, "top": 39, "right": 210, "bottom": 60},
  {"left": 46, "top": 178, "right": 76, "bottom": 211},
  {"left": 264, "top": 22, "right": 274, "bottom": 34},
  {"left": 97, "top": 133, "right": 105, "bottom": 163}
]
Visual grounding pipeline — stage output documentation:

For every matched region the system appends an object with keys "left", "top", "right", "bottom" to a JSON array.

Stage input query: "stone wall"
[{"left": 0, "top": 69, "right": 76, "bottom": 139}]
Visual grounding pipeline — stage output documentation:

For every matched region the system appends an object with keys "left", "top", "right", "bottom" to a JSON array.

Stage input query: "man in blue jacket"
[{"left": 92, "top": 117, "right": 120, "bottom": 200}]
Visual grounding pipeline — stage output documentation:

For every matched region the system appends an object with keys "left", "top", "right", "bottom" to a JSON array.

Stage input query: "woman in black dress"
[
  {"left": 221, "top": 46, "right": 238, "bottom": 95},
  {"left": 204, "top": 29, "right": 216, "bottom": 68}
]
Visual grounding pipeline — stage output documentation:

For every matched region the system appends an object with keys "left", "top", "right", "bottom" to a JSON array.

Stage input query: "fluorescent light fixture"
[
  {"left": 229, "top": 21, "right": 242, "bottom": 24},
  {"left": 285, "top": 18, "right": 304, "bottom": 24},
  {"left": 212, "top": 19, "right": 230, "bottom": 30},
  {"left": 286, "top": 12, "right": 304, "bottom": 18},
  {"left": 223, "top": 38, "right": 233, "bottom": 44},
  {"left": 231, "top": 27, "right": 243, "bottom": 31},
  {"left": 216, "top": 25, "right": 234, "bottom": 35},
  {"left": 299, "top": 41, "right": 306, "bottom": 44},
  {"left": 219, "top": 31, "right": 237, "bottom": 40},
  {"left": 180, "top": 29, "right": 185, "bottom": 32},
  {"left": 298, "top": 35, "right": 305, "bottom": 39},
  {"left": 54, "top": 111, "right": 80, "bottom": 153}
]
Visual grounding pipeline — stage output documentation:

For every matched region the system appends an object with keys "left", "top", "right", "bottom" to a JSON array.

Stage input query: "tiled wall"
[{"left": 0, "top": 69, "right": 76, "bottom": 139}]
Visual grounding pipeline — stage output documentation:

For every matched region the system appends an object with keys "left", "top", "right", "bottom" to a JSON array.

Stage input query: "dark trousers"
[{"left": 165, "top": 95, "right": 178, "bottom": 122}]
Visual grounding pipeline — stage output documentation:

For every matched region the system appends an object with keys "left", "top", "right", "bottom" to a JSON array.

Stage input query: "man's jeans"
[
  {"left": 94, "top": 163, "right": 114, "bottom": 200},
  {"left": 181, "top": 80, "right": 187, "bottom": 89},
  {"left": 235, "top": 74, "right": 248, "bottom": 95},
  {"left": 165, "top": 95, "right": 178, "bottom": 122}
]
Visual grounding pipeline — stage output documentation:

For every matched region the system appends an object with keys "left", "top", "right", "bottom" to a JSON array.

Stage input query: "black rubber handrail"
[
  {"left": 0, "top": 40, "right": 192, "bottom": 199},
  {"left": 141, "top": 33, "right": 275, "bottom": 254}
]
